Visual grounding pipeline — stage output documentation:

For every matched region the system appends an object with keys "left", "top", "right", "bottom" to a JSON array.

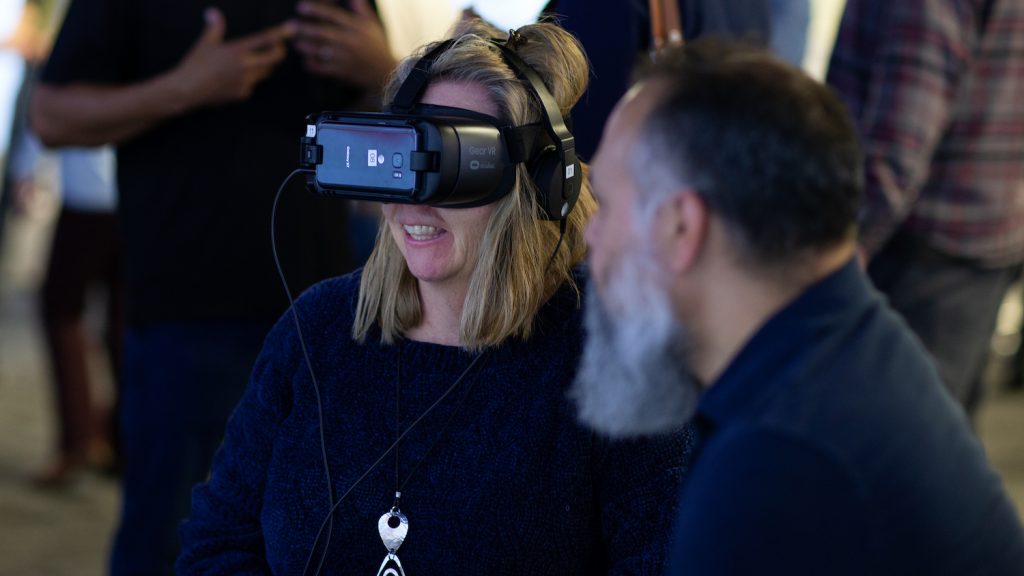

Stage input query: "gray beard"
[{"left": 571, "top": 258, "right": 701, "bottom": 438}]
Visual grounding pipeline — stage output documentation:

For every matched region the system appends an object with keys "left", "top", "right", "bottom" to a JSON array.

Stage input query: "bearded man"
[{"left": 573, "top": 41, "right": 1024, "bottom": 575}]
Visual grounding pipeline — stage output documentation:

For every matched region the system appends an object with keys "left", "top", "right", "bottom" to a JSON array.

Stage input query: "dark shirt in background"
[
  {"left": 42, "top": 0, "right": 358, "bottom": 328},
  {"left": 40, "top": 2, "right": 366, "bottom": 572},
  {"left": 544, "top": 0, "right": 771, "bottom": 160}
]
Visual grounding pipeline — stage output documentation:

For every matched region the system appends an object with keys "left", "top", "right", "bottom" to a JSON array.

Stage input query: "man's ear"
[{"left": 657, "top": 189, "right": 709, "bottom": 274}]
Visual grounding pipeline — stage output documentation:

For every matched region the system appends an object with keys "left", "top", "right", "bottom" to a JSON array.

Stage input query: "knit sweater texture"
[{"left": 178, "top": 271, "right": 692, "bottom": 574}]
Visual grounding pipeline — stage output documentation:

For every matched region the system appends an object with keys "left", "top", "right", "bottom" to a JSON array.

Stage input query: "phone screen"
[{"left": 316, "top": 123, "right": 417, "bottom": 195}]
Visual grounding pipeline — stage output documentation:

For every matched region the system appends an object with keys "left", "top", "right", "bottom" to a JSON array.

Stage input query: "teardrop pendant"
[
  {"left": 378, "top": 509, "right": 408, "bottom": 553},
  {"left": 376, "top": 508, "right": 408, "bottom": 576}
]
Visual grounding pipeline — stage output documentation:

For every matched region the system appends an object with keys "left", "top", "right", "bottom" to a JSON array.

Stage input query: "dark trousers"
[
  {"left": 868, "top": 232, "right": 1021, "bottom": 420},
  {"left": 40, "top": 207, "right": 122, "bottom": 457},
  {"left": 110, "top": 321, "right": 271, "bottom": 576}
]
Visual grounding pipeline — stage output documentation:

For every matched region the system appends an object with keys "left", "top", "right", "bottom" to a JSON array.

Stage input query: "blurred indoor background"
[{"left": 1, "top": 1, "right": 1021, "bottom": 574}]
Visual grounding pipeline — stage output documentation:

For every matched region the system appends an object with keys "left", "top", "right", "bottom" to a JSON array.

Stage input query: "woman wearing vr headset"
[{"left": 178, "top": 18, "right": 690, "bottom": 576}]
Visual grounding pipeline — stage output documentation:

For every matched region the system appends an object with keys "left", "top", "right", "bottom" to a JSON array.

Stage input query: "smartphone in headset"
[
  {"left": 301, "top": 109, "right": 517, "bottom": 208},
  {"left": 314, "top": 122, "right": 418, "bottom": 197}
]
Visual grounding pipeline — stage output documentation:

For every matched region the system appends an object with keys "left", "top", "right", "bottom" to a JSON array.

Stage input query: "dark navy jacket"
[{"left": 670, "top": 259, "right": 1024, "bottom": 574}]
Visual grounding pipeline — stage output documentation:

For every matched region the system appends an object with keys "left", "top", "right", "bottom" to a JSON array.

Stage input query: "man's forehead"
[
  {"left": 595, "top": 80, "right": 669, "bottom": 175},
  {"left": 601, "top": 81, "right": 669, "bottom": 157},
  {"left": 619, "top": 79, "right": 671, "bottom": 124}
]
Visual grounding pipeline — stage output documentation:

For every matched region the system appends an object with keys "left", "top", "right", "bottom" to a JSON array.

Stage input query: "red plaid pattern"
[{"left": 827, "top": 0, "right": 1024, "bottom": 266}]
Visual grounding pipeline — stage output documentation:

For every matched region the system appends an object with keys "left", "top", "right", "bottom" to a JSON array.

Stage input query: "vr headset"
[{"left": 299, "top": 36, "right": 581, "bottom": 220}]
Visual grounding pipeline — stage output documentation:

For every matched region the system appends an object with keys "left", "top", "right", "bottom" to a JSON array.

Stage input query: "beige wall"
[
  {"left": 377, "top": 0, "right": 459, "bottom": 61},
  {"left": 804, "top": 0, "right": 847, "bottom": 79}
]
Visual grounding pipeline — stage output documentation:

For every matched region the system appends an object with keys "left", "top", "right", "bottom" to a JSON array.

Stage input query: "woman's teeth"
[{"left": 403, "top": 225, "right": 442, "bottom": 241}]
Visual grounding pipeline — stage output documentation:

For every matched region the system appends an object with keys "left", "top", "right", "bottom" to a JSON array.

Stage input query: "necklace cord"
[
  {"left": 395, "top": 347, "right": 490, "bottom": 495},
  {"left": 303, "top": 348, "right": 486, "bottom": 574},
  {"left": 395, "top": 348, "right": 400, "bottom": 502}
]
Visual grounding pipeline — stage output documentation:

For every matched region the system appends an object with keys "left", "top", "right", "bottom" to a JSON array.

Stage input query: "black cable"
[
  {"left": 395, "top": 347, "right": 491, "bottom": 496},
  {"left": 544, "top": 217, "right": 568, "bottom": 274},
  {"left": 395, "top": 348, "right": 401, "bottom": 503},
  {"left": 270, "top": 169, "right": 336, "bottom": 576}
]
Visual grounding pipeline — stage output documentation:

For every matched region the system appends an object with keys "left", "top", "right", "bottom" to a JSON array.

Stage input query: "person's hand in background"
[
  {"left": 170, "top": 8, "right": 294, "bottom": 110},
  {"left": 292, "top": 0, "right": 397, "bottom": 92}
]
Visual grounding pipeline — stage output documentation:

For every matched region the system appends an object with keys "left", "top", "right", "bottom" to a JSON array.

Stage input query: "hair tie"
[{"left": 506, "top": 28, "right": 528, "bottom": 50}]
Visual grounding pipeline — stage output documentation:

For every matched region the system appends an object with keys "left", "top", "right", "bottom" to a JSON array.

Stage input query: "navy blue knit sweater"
[{"left": 178, "top": 271, "right": 691, "bottom": 574}]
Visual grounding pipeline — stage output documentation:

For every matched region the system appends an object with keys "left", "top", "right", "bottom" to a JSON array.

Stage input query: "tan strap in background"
[{"left": 649, "top": 0, "right": 685, "bottom": 57}]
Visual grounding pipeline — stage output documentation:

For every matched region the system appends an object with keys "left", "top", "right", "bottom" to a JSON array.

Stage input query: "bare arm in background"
[{"left": 30, "top": 8, "right": 294, "bottom": 147}]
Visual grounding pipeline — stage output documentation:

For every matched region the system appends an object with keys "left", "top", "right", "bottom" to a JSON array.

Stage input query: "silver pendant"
[
  {"left": 375, "top": 553, "right": 406, "bottom": 576},
  {"left": 376, "top": 509, "right": 408, "bottom": 576},
  {"left": 378, "top": 509, "right": 408, "bottom": 553}
]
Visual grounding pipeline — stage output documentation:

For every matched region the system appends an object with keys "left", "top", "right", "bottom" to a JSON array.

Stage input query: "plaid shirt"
[{"left": 827, "top": 0, "right": 1024, "bottom": 267}]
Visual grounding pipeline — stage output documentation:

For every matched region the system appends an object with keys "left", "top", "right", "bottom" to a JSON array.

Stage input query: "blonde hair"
[{"left": 353, "top": 19, "right": 595, "bottom": 350}]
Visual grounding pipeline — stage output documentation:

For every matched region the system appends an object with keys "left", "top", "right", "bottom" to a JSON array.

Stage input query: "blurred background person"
[
  {"left": 34, "top": 144, "right": 121, "bottom": 487},
  {"left": 10, "top": 0, "right": 125, "bottom": 490},
  {"left": 0, "top": 0, "right": 30, "bottom": 204},
  {"left": 179, "top": 19, "right": 691, "bottom": 574},
  {"left": 0, "top": 0, "right": 50, "bottom": 254},
  {"left": 0, "top": 0, "right": 30, "bottom": 179},
  {"left": 29, "top": 0, "right": 399, "bottom": 572},
  {"left": 827, "top": 0, "right": 1024, "bottom": 422},
  {"left": 540, "top": 0, "right": 774, "bottom": 160}
]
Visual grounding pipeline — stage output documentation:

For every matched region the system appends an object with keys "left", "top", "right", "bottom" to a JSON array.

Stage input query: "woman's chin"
[
  {"left": 404, "top": 257, "right": 459, "bottom": 285},
  {"left": 400, "top": 234, "right": 463, "bottom": 284}
]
